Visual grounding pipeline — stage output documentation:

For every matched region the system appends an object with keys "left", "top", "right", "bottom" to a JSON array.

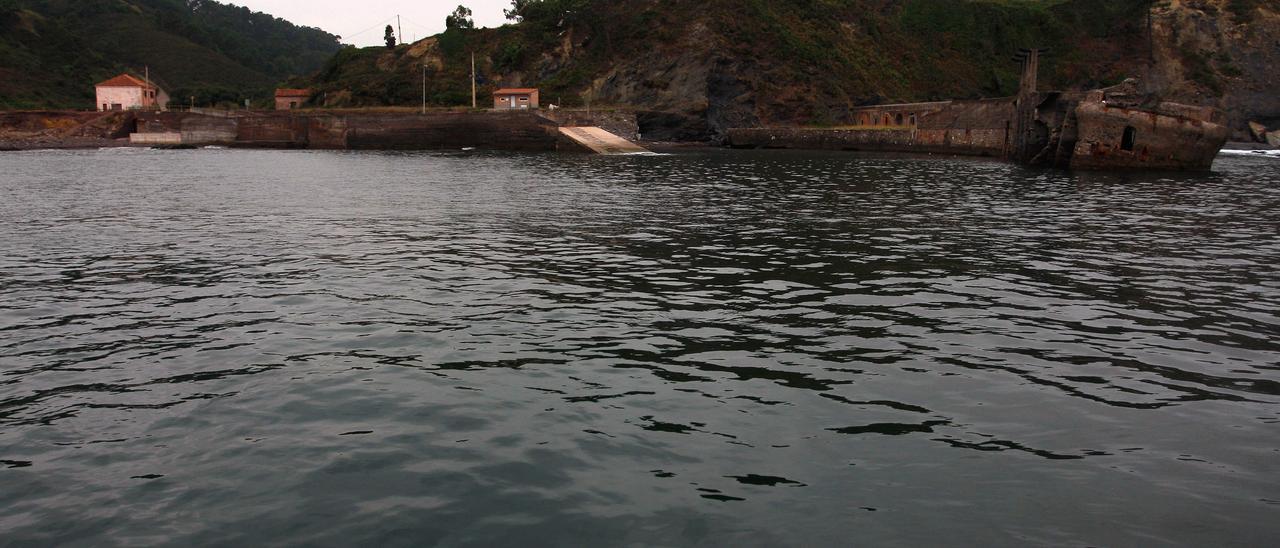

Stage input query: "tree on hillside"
[
  {"left": 503, "top": 0, "right": 589, "bottom": 26},
  {"left": 504, "top": 0, "right": 534, "bottom": 22},
  {"left": 384, "top": 25, "right": 396, "bottom": 48},
  {"left": 446, "top": 5, "right": 474, "bottom": 29}
]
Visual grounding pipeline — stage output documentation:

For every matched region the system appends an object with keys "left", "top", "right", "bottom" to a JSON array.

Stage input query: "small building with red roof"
[
  {"left": 493, "top": 88, "right": 539, "bottom": 110},
  {"left": 275, "top": 88, "right": 310, "bottom": 110},
  {"left": 95, "top": 73, "right": 168, "bottom": 112}
]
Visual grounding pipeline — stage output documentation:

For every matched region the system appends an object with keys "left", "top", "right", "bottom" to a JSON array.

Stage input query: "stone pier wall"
[
  {"left": 729, "top": 99, "right": 1015, "bottom": 157},
  {"left": 133, "top": 110, "right": 562, "bottom": 150}
]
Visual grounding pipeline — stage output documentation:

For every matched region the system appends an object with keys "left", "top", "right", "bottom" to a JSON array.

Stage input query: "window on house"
[{"left": 1121, "top": 126, "right": 1137, "bottom": 151}]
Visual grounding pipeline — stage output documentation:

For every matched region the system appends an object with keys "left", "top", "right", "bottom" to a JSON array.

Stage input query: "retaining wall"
[{"left": 131, "top": 110, "right": 562, "bottom": 150}]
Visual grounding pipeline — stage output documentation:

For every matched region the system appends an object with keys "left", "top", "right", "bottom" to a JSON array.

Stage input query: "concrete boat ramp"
[{"left": 559, "top": 126, "right": 649, "bottom": 154}]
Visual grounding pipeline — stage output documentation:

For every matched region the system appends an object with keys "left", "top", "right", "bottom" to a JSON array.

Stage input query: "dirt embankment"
[{"left": 0, "top": 111, "right": 136, "bottom": 150}]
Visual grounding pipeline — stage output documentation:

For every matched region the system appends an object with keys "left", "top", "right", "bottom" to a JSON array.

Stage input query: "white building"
[{"left": 95, "top": 73, "right": 168, "bottom": 111}]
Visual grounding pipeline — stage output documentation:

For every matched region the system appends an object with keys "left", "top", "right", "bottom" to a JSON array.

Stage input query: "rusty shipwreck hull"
[
  {"left": 728, "top": 81, "right": 1231, "bottom": 172},
  {"left": 1066, "top": 101, "right": 1229, "bottom": 171}
]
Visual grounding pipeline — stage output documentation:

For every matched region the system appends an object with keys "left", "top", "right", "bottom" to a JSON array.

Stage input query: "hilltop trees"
[
  {"left": 503, "top": 0, "right": 590, "bottom": 25},
  {"left": 384, "top": 25, "right": 396, "bottom": 48},
  {"left": 446, "top": 5, "right": 474, "bottom": 29}
]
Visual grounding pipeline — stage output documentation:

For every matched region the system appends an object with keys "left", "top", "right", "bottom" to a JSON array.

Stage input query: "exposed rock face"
[
  {"left": 0, "top": 111, "right": 135, "bottom": 148},
  {"left": 1251, "top": 121, "right": 1271, "bottom": 142},
  {"left": 1268, "top": 131, "right": 1280, "bottom": 148},
  {"left": 553, "top": 1, "right": 1276, "bottom": 141},
  {"left": 1147, "top": 0, "right": 1280, "bottom": 131}
]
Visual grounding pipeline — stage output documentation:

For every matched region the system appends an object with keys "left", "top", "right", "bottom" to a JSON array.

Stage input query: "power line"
[{"left": 339, "top": 16, "right": 398, "bottom": 41}]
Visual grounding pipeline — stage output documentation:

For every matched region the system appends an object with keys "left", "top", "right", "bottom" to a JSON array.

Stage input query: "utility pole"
[
  {"left": 397, "top": 15, "right": 403, "bottom": 46},
  {"left": 471, "top": 53, "right": 477, "bottom": 109}
]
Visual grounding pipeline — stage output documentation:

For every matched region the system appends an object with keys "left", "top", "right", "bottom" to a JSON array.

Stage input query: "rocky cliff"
[
  {"left": 300, "top": 0, "right": 1279, "bottom": 142},
  {"left": 1146, "top": 0, "right": 1280, "bottom": 134}
]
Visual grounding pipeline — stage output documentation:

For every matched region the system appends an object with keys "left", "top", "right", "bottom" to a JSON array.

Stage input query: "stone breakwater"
[
  {"left": 136, "top": 110, "right": 565, "bottom": 151},
  {"left": 0, "top": 109, "right": 643, "bottom": 152}
]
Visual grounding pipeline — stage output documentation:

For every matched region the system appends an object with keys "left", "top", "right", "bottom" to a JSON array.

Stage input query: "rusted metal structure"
[{"left": 728, "top": 49, "right": 1229, "bottom": 171}]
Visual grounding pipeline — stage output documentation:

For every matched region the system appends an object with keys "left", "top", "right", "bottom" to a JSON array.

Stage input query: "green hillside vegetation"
[
  {"left": 300, "top": 0, "right": 1159, "bottom": 113},
  {"left": 0, "top": 0, "right": 341, "bottom": 109}
]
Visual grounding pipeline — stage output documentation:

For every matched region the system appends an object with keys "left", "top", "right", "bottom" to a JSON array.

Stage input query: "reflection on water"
[{"left": 1, "top": 148, "right": 1278, "bottom": 545}]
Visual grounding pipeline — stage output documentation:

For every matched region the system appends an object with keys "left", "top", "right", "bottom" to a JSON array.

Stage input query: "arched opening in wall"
[
  {"left": 910, "top": 114, "right": 917, "bottom": 126},
  {"left": 895, "top": 113, "right": 904, "bottom": 126},
  {"left": 1121, "top": 126, "right": 1137, "bottom": 151},
  {"left": 883, "top": 114, "right": 891, "bottom": 125}
]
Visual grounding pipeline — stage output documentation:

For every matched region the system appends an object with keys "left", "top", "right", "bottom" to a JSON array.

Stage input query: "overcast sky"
[{"left": 227, "top": 1, "right": 514, "bottom": 47}]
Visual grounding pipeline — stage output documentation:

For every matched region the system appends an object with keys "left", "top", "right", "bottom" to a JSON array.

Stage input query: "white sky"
[{"left": 225, "top": 1, "right": 514, "bottom": 47}]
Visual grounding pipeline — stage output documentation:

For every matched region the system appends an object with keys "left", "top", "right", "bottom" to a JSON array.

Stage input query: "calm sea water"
[{"left": 1, "top": 148, "right": 1277, "bottom": 546}]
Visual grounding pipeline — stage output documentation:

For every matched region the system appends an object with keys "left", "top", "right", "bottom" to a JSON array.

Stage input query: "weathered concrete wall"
[
  {"left": 915, "top": 128, "right": 1009, "bottom": 157},
  {"left": 135, "top": 110, "right": 561, "bottom": 151},
  {"left": 342, "top": 111, "right": 558, "bottom": 151},
  {"left": 182, "top": 116, "right": 237, "bottom": 144},
  {"left": 728, "top": 128, "right": 917, "bottom": 151},
  {"left": 306, "top": 116, "right": 349, "bottom": 149},
  {"left": 729, "top": 99, "right": 1014, "bottom": 157},
  {"left": 136, "top": 112, "right": 237, "bottom": 144},
  {"left": 236, "top": 114, "right": 310, "bottom": 147},
  {"left": 850, "top": 102, "right": 951, "bottom": 127},
  {"left": 919, "top": 99, "right": 1013, "bottom": 130},
  {"left": 1069, "top": 102, "right": 1229, "bottom": 170}
]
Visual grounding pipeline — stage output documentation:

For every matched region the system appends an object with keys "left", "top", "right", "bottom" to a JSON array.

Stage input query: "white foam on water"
[{"left": 1219, "top": 149, "right": 1280, "bottom": 158}]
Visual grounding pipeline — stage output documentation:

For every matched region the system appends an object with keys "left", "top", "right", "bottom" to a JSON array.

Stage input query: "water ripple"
[{"left": 0, "top": 149, "right": 1277, "bottom": 545}]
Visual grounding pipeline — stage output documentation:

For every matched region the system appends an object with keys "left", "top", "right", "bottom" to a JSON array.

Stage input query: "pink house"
[
  {"left": 493, "top": 88, "right": 539, "bottom": 110},
  {"left": 274, "top": 88, "right": 310, "bottom": 110},
  {"left": 95, "top": 73, "right": 168, "bottom": 111}
]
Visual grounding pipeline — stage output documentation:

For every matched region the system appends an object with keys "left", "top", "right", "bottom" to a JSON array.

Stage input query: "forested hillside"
[
  {"left": 300, "top": 0, "right": 1278, "bottom": 140},
  {"left": 0, "top": 0, "right": 341, "bottom": 109}
]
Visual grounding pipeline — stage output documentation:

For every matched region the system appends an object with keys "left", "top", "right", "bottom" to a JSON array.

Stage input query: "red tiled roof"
[
  {"left": 494, "top": 88, "right": 538, "bottom": 95},
  {"left": 275, "top": 88, "right": 311, "bottom": 98},
  {"left": 96, "top": 74, "right": 154, "bottom": 89}
]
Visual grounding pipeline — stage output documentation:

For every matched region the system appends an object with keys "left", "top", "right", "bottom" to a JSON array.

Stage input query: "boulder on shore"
[
  {"left": 1267, "top": 130, "right": 1280, "bottom": 148},
  {"left": 1249, "top": 121, "right": 1269, "bottom": 142}
]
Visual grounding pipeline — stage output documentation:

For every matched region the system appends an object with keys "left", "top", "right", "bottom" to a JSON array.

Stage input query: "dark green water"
[{"left": 1, "top": 148, "right": 1277, "bottom": 546}]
